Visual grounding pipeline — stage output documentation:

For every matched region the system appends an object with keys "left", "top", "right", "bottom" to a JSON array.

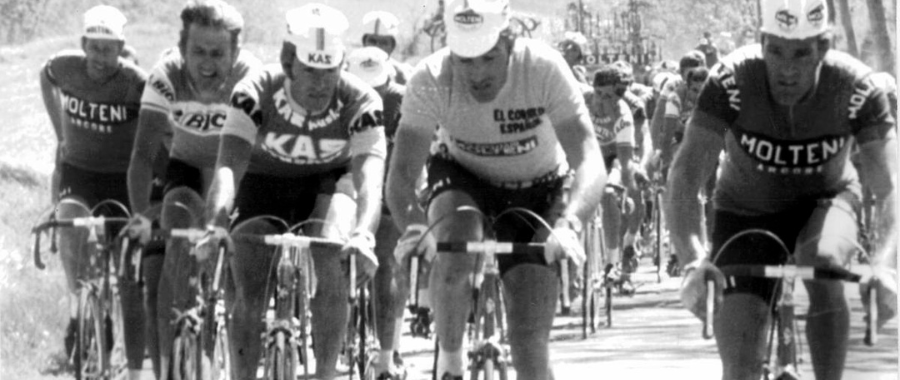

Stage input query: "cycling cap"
[
  {"left": 679, "top": 50, "right": 706, "bottom": 71},
  {"left": 593, "top": 65, "right": 627, "bottom": 87},
  {"left": 285, "top": 3, "right": 348, "bottom": 69},
  {"left": 346, "top": 47, "right": 390, "bottom": 87},
  {"left": 445, "top": 0, "right": 510, "bottom": 58},
  {"left": 362, "top": 11, "right": 400, "bottom": 38},
  {"left": 760, "top": 0, "right": 828, "bottom": 40},
  {"left": 83, "top": 5, "right": 127, "bottom": 40},
  {"left": 611, "top": 61, "right": 635, "bottom": 84}
]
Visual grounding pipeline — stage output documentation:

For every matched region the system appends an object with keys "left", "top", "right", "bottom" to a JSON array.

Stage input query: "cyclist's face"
[
  {"left": 594, "top": 84, "right": 618, "bottom": 102},
  {"left": 685, "top": 68, "right": 706, "bottom": 101},
  {"left": 289, "top": 59, "right": 341, "bottom": 113},
  {"left": 82, "top": 38, "right": 123, "bottom": 81},
  {"left": 562, "top": 44, "right": 581, "bottom": 66},
  {"left": 363, "top": 35, "right": 395, "bottom": 56},
  {"left": 183, "top": 24, "right": 236, "bottom": 93},
  {"left": 762, "top": 34, "right": 825, "bottom": 106},
  {"left": 452, "top": 40, "right": 510, "bottom": 103}
]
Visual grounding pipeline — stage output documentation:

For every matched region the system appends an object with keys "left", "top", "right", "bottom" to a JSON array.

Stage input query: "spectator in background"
[
  {"left": 696, "top": 31, "right": 719, "bottom": 68},
  {"left": 558, "top": 31, "right": 590, "bottom": 85}
]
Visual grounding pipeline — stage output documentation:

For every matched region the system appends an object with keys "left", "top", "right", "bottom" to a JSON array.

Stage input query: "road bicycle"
[
  {"left": 581, "top": 213, "right": 613, "bottom": 337},
  {"left": 228, "top": 217, "right": 351, "bottom": 380},
  {"left": 703, "top": 229, "right": 878, "bottom": 380},
  {"left": 32, "top": 199, "right": 131, "bottom": 380},
  {"left": 128, "top": 224, "right": 230, "bottom": 380},
  {"left": 406, "top": 250, "right": 434, "bottom": 339}
]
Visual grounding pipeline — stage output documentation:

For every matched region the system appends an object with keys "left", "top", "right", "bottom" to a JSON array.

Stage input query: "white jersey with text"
[
  {"left": 141, "top": 49, "right": 261, "bottom": 169},
  {"left": 400, "top": 39, "right": 587, "bottom": 185}
]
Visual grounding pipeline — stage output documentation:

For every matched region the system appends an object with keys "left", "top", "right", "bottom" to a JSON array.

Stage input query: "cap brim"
[
  {"left": 447, "top": 29, "right": 501, "bottom": 58},
  {"left": 295, "top": 49, "right": 344, "bottom": 69}
]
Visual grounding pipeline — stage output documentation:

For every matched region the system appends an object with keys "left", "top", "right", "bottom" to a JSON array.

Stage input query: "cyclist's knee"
[
  {"left": 794, "top": 236, "right": 855, "bottom": 268},
  {"left": 57, "top": 197, "right": 90, "bottom": 219},
  {"left": 230, "top": 219, "right": 280, "bottom": 298}
]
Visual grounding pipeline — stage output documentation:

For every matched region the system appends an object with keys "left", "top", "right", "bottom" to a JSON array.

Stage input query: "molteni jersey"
[
  {"left": 697, "top": 45, "right": 895, "bottom": 215},
  {"left": 400, "top": 39, "right": 587, "bottom": 185},
  {"left": 141, "top": 49, "right": 261, "bottom": 169},
  {"left": 43, "top": 50, "right": 146, "bottom": 173},
  {"left": 223, "top": 65, "right": 385, "bottom": 178}
]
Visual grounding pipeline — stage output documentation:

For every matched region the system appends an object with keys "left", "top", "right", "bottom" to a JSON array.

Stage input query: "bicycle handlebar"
[
  {"left": 32, "top": 216, "right": 131, "bottom": 270},
  {"left": 719, "top": 264, "right": 862, "bottom": 282},
  {"left": 436, "top": 241, "right": 545, "bottom": 255}
]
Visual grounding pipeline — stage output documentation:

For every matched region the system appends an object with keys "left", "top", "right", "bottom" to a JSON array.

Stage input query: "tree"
[
  {"left": 836, "top": 0, "right": 859, "bottom": 56},
  {"left": 865, "top": 0, "right": 895, "bottom": 71}
]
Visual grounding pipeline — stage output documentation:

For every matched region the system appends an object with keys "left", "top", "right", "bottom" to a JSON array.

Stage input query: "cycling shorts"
[
  {"left": 711, "top": 192, "right": 859, "bottom": 304},
  {"left": 233, "top": 168, "right": 348, "bottom": 226},
  {"left": 59, "top": 162, "right": 130, "bottom": 211},
  {"left": 425, "top": 155, "right": 569, "bottom": 275},
  {"left": 163, "top": 158, "right": 204, "bottom": 196}
]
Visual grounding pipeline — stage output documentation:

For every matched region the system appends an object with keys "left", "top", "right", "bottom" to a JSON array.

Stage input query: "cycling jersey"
[
  {"left": 223, "top": 64, "right": 386, "bottom": 178},
  {"left": 401, "top": 39, "right": 586, "bottom": 186},
  {"left": 376, "top": 80, "right": 405, "bottom": 142},
  {"left": 388, "top": 58, "right": 413, "bottom": 85},
  {"left": 43, "top": 50, "right": 146, "bottom": 173},
  {"left": 141, "top": 49, "right": 261, "bottom": 169},
  {"left": 696, "top": 45, "right": 895, "bottom": 215},
  {"left": 583, "top": 93, "right": 635, "bottom": 156}
]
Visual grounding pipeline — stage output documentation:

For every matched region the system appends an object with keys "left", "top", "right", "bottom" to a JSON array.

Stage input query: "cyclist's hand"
[
  {"left": 633, "top": 168, "right": 650, "bottom": 190},
  {"left": 394, "top": 224, "right": 437, "bottom": 265},
  {"left": 680, "top": 258, "right": 725, "bottom": 321},
  {"left": 545, "top": 220, "right": 585, "bottom": 268},
  {"left": 123, "top": 214, "right": 153, "bottom": 245},
  {"left": 860, "top": 265, "right": 898, "bottom": 328},
  {"left": 195, "top": 225, "right": 229, "bottom": 263},
  {"left": 343, "top": 230, "right": 378, "bottom": 281}
]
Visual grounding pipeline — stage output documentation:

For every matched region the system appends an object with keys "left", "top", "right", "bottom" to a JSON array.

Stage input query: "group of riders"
[{"left": 39, "top": 0, "right": 897, "bottom": 379}]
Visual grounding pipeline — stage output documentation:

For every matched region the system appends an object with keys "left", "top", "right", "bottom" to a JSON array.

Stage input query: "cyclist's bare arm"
[
  {"left": 857, "top": 130, "right": 899, "bottom": 267},
  {"left": 665, "top": 110, "right": 724, "bottom": 265},
  {"left": 554, "top": 114, "right": 606, "bottom": 223},
  {"left": 349, "top": 148, "right": 386, "bottom": 236},
  {"left": 39, "top": 67, "right": 64, "bottom": 201},
  {"left": 205, "top": 134, "right": 252, "bottom": 227},
  {"left": 128, "top": 109, "right": 170, "bottom": 214},
  {"left": 385, "top": 122, "right": 432, "bottom": 231},
  {"left": 616, "top": 144, "right": 635, "bottom": 189},
  {"left": 660, "top": 114, "right": 680, "bottom": 164}
]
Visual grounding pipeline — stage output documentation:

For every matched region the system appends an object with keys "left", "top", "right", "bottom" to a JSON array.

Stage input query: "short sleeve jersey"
[
  {"left": 43, "top": 50, "right": 146, "bottom": 173},
  {"left": 141, "top": 49, "right": 261, "bottom": 169},
  {"left": 375, "top": 80, "right": 405, "bottom": 142},
  {"left": 584, "top": 91, "right": 635, "bottom": 157},
  {"left": 223, "top": 64, "right": 385, "bottom": 178},
  {"left": 400, "top": 39, "right": 587, "bottom": 184},
  {"left": 696, "top": 45, "right": 895, "bottom": 215}
]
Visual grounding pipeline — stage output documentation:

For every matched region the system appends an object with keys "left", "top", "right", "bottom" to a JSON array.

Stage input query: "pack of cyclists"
[{"left": 37, "top": 0, "right": 897, "bottom": 379}]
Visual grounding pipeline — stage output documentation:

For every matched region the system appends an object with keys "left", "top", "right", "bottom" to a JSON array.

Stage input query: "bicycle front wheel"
[
  {"left": 211, "top": 313, "right": 230, "bottom": 380},
  {"left": 264, "top": 331, "right": 296, "bottom": 380},
  {"left": 172, "top": 327, "right": 200, "bottom": 380},
  {"left": 75, "top": 288, "right": 107, "bottom": 380}
]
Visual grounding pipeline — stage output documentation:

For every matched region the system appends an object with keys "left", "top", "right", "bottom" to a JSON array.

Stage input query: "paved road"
[{"left": 138, "top": 257, "right": 898, "bottom": 380}]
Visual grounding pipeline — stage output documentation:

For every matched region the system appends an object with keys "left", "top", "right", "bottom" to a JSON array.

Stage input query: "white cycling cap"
[
  {"left": 285, "top": 3, "right": 349, "bottom": 69},
  {"left": 83, "top": 5, "right": 127, "bottom": 40},
  {"left": 346, "top": 47, "right": 390, "bottom": 87},
  {"left": 362, "top": 11, "right": 400, "bottom": 38},
  {"left": 760, "top": 0, "right": 829, "bottom": 40},
  {"left": 444, "top": 0, "right": 510, "bottom": 58}
]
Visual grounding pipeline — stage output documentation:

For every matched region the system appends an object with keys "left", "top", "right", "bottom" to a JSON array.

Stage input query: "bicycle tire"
[
  {"left": 483, "top": 358, "right": 494, "bottom": 380},
  {"left": 605, "top": 285, "right": 613, "bottom": 328},
  {"left": 356, "top": 286, "right": 369, "bottom": 379},
  {"left": 655, "top": 190, "right": 663, "bottom": 282},
  {"left": 172, "top": 325, "right": 200, "bottom": 380},
  {"left": 75, "top": 289, "right": 106, "bottom": 380},
  {"left": 211, "top": 307, "right": 230, "bottom": 380},
  {"left": 264, "top": 331, "right": 294, "bottom": 380},
  {"left": 107, "top": 286, "right": 127, "bottom": 380}
]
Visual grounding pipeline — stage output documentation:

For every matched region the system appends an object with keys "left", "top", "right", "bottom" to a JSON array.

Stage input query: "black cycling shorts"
[
  {"left": 712, "top": 193, "right": 859, "bottom": 304},
  {"left": 59, "top": 162, "right": 130, "bottom": 211},
  {"left": 163, "top": 158, "right": 204, "bottom": 197},
  {"left": 233, "top": 168, "right": 347, "bottom": 226},
  {"left": 426, "top": 155, "right": 569, "bottom": 275}
]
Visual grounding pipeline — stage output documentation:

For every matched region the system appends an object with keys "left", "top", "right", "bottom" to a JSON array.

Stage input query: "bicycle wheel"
[
  {"left": 107, "top": 286, "right": 127, "bottom": 380},
  {"left": 357, "top": 287, "right": 370, "bottom": 378},
  {"left": 75, "top": 288, "right": 107, "bottom": 380},
  {"left": 263, "top": 331, "right": 295, "bottom": 380},
  {"left": 211, "top": 305, "right": 230, "bottom": 380},
  {"left": 605, "top": 285, "right": 613, "bottom": 328},
  {"left": 172, "top": 326, "right": 200, "bottom": 380}
]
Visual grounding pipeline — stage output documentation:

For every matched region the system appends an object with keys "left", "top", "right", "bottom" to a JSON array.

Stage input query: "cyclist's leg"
[
  {"left": 428, "top": 189, "right": 482, "bottom": 378},
  {"left": 56, "top": 164, "right": 93, "bottom": 356},
  {"left": 794, "top": 195, "right": 859, "bottom": 380},
  {"left": 711, "top": 208, "right": 808, "bottom": 380},
  {"left": 601, "top": 187, "right": 623, "bottom": 272},
  {"left": 372, "top": 212, "right": 408, "bottom": 376},
  {"left": 307, "top": 177, "right": 355, "bottom": 380},
  {"left": 157, "top": 186, "right": 205, "bottom": 378},
  {"left": 503, "top": 259, "right": 557, "bottom": 380}
]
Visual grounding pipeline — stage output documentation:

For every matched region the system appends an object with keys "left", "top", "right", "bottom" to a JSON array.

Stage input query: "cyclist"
[
  {"left": 667, "top": 0, "right": 897, "bottom": 379},
  {"left": 361, "top": 11, "right": 414, "bottom": 85},
  {"left": 204, "top": 4, "right": 386, "bottom": 380},
  {"left": 386, "top": 0, "right": 604, "bottom": 379},
  {"left": 125, "top": 0, "right": 259, "bottom": 377},
  {"left": 558, "top": 31, "right": 590, "bottom": 85},
  {"left": 585, "top": 65, "right": 641, "bottom": 288},
  {"left": 346, "top": 46, "right": 409, "bottom": 380},
  {"left": 38, "top": 5, "right": 147, "bottom": 378}
]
